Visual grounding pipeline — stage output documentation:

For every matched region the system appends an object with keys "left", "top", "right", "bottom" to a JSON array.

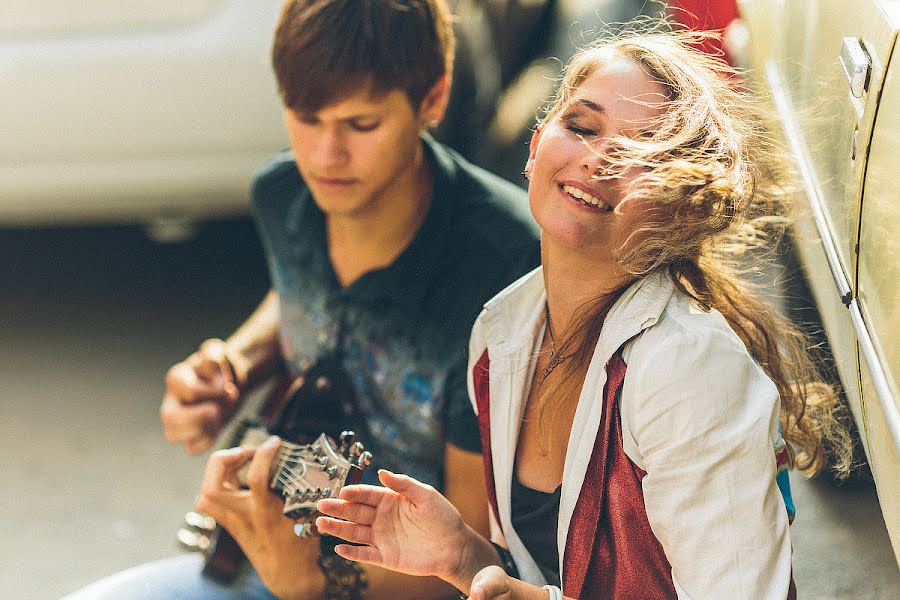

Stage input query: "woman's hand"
[
  {"left": 468, "top": 565, "right": 564, "bottom": 600},
  {"left": 316, "top": 469, "right": 498, "bottom": 592},
  {"left": 468, "top": 566, "right": 514, "bottom": 600}
]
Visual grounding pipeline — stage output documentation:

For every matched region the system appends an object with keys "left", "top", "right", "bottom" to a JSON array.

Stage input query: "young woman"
[{"left": 313, "top": 29, "right": 851, "bottom": 600}]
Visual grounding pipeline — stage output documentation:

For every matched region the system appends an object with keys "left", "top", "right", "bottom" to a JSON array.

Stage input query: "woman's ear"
[
  {"left": 523, "top": 126, "right": 543, "bottom": 179},
  {"left": 419, "top": 74, "right": 451, "bottom": 127}
]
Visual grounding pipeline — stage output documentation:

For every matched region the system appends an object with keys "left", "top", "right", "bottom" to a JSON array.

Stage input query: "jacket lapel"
[
  {"left": 478, "top": 269, "right": 548, "bottom": 583},
  {"left": 557, "top": 272, "right": 675, "bottom": 582},
  {"left": 562, "top": 351, "right": 628, "bottom": 597}
]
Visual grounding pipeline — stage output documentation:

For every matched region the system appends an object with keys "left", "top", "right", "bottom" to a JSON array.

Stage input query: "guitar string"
[
  {"left": 275, "top": 463, "right": 316, "bottom": 495},
  {"left": 277, "top": 457, "right": 344, "bottom": 494},
  {"left": 275, "top": 449, "right": 338, "bottom": 495},
  {"left": 263, "top": 443, "right": 314, "bottom": 493},
  {"left": 259, "top": 441, "right": 347, "bottom": 497},
  {"left": 275, "top": 466, "right": 340, "bottom": 502}
]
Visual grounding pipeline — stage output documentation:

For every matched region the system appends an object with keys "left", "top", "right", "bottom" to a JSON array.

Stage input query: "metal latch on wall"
[{"left": 840, "top": 37, "right": 872, "bottom": 98}]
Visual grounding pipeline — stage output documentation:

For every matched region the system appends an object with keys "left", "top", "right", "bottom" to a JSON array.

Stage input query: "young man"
[{"left": 64, "top": 1, "right": 538, "bottom": 599}]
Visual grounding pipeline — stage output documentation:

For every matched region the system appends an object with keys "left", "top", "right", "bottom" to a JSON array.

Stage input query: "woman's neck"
[{"left": 540, "top": 236, "right": 632, "bottom": 337}]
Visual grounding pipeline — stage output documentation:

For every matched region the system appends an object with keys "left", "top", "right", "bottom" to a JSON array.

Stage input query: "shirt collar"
[
  {"left": 479, "top": 267, "right": 676, "bottom": 360},
  {"left": 283, "top": 134, "right": 457, "bottom": 311}
]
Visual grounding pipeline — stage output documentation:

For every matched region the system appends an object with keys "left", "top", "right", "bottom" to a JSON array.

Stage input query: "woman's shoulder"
[
  {"left": 639, "top": 288, "right": 749, "bottom": 361},
  {"left": 622, "top": 288, "right": 777, "bottom": 427}
]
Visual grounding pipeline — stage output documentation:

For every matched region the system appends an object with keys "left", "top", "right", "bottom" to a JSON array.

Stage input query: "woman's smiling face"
[{"left": 526, "top": 54, "right": 668, "bottom": 258}]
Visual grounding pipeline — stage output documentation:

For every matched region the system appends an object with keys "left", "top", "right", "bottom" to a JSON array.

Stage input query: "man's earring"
[{"left": 521, "top": 168, "right": 531, "bottom": 181}]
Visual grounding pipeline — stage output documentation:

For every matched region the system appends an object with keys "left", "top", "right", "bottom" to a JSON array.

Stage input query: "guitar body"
[{"left": 177, "top": 355, "right": 367, "bottom": 583}]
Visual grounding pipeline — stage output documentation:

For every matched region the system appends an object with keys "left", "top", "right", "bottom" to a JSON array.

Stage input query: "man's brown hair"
[{"left": 272, "top": 0, "right": 454, "bottom": 113}]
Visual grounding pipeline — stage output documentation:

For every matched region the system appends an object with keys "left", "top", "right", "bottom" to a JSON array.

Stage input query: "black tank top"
[{"left": 510, "top": 474, "right": 562, "bottom": 587}]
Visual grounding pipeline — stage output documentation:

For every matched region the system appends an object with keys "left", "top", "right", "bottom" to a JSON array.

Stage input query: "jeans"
[{"left": 61, "top": 554, "right": 278, "bottom": 600}]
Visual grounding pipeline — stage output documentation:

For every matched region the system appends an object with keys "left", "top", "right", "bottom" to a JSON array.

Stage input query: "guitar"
[{"left": 177, "top": 353, "right": 371, "bottom": 582}]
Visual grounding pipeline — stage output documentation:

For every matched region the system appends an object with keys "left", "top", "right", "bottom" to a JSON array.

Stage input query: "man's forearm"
[{"left": 224, "top": 289, "right": 282, "bottom": 390}]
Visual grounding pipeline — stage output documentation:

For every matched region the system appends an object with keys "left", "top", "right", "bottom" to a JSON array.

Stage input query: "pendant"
[{"left": 540, "top": 350, "right": 562, "bottom": 384}]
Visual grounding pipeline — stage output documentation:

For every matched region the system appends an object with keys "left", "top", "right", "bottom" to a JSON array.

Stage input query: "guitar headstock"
[{"left": 269, "top": 430, "right": 372, "bottom": 536}]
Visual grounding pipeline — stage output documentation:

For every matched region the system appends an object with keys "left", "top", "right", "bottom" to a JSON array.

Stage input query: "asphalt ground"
[{"left": 1, "top": 220, "right": 897, "bottom": 599}]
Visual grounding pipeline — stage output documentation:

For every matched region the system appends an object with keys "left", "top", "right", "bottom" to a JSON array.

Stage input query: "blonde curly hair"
[{"left": 538, "top": 26, "right": 853, "bottom": 477}]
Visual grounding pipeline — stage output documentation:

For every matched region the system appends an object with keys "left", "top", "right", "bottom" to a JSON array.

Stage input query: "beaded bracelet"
[{"left": 318, "top": 552, "right": 368, "bottom": 600}]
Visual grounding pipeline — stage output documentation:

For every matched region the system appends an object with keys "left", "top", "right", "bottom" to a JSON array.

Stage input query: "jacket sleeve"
[
  {"left": 625, "top": 325, "right": 792, "bottom": 600},
  {"left": 467, "top": 309, "right": 489, "bottom": 417}
]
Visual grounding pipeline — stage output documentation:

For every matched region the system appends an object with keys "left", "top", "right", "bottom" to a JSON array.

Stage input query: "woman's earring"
[{"left": 521, "top": 169, "right": 531, "bottom": 181}]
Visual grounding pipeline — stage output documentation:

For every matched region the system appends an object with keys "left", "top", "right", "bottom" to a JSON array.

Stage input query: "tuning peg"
[
  {"left": 320, "top": 488, "right": 332, "bottom": 498},
  {"left": 339, "top": 431, "right": 355, "bottom": 455},
  {"left": 183, "top": 511, "right": 216, "bottom": 533},
  {"left": 356, "top": 451, "right": 373, "bottom": 469},
  {"left": 326, "top": 465, "right": 339, "bottom": 479},
  {"left": 350, "top": 442, "right": 364, "bottom": 458},
  {"left": 176, "top": 527, "right": 211, "bottom": 552},
  {"left": 294, "top": 523, "right": 313, "bottom": 539}
]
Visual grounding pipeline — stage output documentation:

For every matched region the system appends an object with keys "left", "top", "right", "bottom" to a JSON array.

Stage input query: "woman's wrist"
[{"left": 446, "top": 525, "right": 502, "bottom": 594}]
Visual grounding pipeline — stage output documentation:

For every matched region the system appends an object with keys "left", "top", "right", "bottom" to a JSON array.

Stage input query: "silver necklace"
[{"left": 540, "top": 303, "right": 571, "bottom": 385}]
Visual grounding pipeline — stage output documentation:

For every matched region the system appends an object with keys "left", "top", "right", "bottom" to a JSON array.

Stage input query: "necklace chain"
[{"left": 540, "top": 303, "right": 571, "bottom": 385}]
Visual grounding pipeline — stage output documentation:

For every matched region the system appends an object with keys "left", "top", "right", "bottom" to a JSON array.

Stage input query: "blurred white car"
[
  {"left": 0, "top": 0, "right": 288, "bottom": 236},
  {"left": 738, "top": 0, "right": 900, "bottom": 563},
  {"left": 1, "top": 0, "right": 656, "bottom": 240}
]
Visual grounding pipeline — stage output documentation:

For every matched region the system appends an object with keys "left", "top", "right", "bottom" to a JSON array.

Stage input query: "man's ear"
[
  {"left": 523, "top": 126, "right": 543, "bottom": 178},
  {"left": 418, "top": 74, "right": 451, "bottom": 127}
]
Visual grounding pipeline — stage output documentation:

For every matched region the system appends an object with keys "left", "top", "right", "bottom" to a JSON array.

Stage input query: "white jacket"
[{"left": 467, "top": 267, "right": 792, "bottom": 599}]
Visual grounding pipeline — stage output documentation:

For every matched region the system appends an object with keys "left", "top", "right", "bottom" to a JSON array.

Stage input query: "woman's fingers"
[
  {"left": 314, "top": 516, "right": 373, "bottom": 545},
  {"left": 377, "top": 469, "right": 437, "bottom": 503},
  {"left": 332, "top": 543, "right": 384, "bottom": 566},
  {"left": 316, "top": 498, "right": 378, "bottom": 524},
  {"left": 469, "top": 565, "right": 511, "bottom": 600},
  {"left": 334, "top": 484, "right": 394, "bottom": 507},
  {"left": 332, "top": 471, "right": 438, "bottom": 508}
]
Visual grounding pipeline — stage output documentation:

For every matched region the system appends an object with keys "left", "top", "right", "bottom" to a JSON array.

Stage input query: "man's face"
[{"left": 284, "top": 87, "right": 428, "bottom": 219}]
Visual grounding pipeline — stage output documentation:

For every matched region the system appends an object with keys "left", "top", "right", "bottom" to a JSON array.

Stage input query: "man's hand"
[
  {"left": 161, "top": 338, "right": 242, "bottom": 454},
  {"left": 195, "top": 435, "right": 325, "bottom": 600},
  {"left": 316, "top": 470, "right": 497, "bottom": 593}
]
